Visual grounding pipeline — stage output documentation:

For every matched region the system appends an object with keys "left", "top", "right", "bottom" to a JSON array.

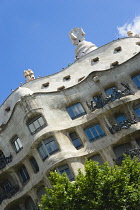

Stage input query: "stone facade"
[{"left": 0, "top": 36, "right": 140, "bottom": 210}]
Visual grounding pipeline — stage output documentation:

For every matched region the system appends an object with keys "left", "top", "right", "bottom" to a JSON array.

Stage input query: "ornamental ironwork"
[
  {"left": 86, "top": 83, "right": 134, "bottom": 112},
  {"left": 0, "top": 184, "right": 19, "bottom": 204},
  {"left": 0, "top": 154, "right": 12, "bottom": 170},
  {"left": 115, "top": 148, "right": 140, "bottom": 166},
  {"left": 108, "top": 116, "right": 138, "bottom": 134}
]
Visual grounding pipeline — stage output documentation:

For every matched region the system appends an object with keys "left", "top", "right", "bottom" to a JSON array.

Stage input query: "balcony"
[
  {"left": 108, "top": 116, "right": 138, "bottom": 134},
  {"left": 115, "top": 148, "right": 140, "bottom": 166},
  {"left": 86, "top": 83, "right": 134, "bottom": 112},
  {"left": 0, "top": 154, "right": 12, "bottom": 170},
  {"left": 0, "top": 184, "right": 19, "bottom": 204}
]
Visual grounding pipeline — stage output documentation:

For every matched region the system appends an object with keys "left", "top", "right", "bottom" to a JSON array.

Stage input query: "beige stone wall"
[{"left": 0, "top": 37, "right": 140, "bottom": 210}]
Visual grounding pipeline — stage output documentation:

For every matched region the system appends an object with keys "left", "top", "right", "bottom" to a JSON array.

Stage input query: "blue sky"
[{"left": 0, "top": 0, "right": 140, "bottom": 105}]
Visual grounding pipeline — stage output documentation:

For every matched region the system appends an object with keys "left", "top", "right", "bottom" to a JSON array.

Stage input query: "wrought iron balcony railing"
[
  {"left": 86, "top": 83, "right": 134, "bottom": 112},
  {"left": 0, "top": 154, "right": 12, "bottom": 170},
  {"left": 115, "top": 148, "right": 140, "bottom": 166},
  {"left": 0, "top": 184, "right": 19, "bottom": 204},
  {"left": 108, "top": 116, "right": 138, "bottom": 134}
]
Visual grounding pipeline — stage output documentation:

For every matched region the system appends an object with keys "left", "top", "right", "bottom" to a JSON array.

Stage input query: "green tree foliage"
[{"left": 40, "top": 156, "right": 140, "bottom": 210}]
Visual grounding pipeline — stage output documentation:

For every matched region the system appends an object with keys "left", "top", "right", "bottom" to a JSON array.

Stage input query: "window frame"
[
  {"left": 56, "top": 164, "right": 74, "bottom": 181},
  {"left": 38, "top": 136, "right": 59, "bottom": 161},
  {"left": 84, "top": 124, "right": 105, "bottom": 142},
  {"left": 18, "top": 165, "right": 30, "bottom": 183},
  {"left": 27, "top": 115, "right": 46, "bottom": 135},
  {"left": 12, "top": 136, "right": 23, "bottom": 153},
  {"left": 2, "top": 180, "right": 12, "bottom": 192},
  {"left": 29, "top": 157, "right": 39, "bottom": 173},
  {"left": 89, "top": 154, "right": 104, "bottom": 165},
  {"left": 115, "top": 114, "right": 126, "bottom": 124},
  {"left": 66, "top": 102, "right": 86, "bottom": 120},
  {"left": 69, "top": 132, "right": 83, "bottom": 149}
]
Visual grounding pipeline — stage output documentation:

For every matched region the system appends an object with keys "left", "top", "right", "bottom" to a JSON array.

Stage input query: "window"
[
  {"left": 111, "top": 61, "right": 119, "bottom": 67},
  {"left": 2, "top": 180, "right": 12, "bottom": 193},
  {"left": 29, "top": 157, "right": 39, "bottom": 173},
  {"left": 27, "top": 115, "right": 46, "bottom": 135},
  {"left": 133, "top": 104, "right": 140, "bottom": 118},
  {"left": 114, "top": 143, "right": 132, "bottom": 159},
  {"left": 105, "top": 86, "right": 117, "bottom": 101},
  {"left": 132, "top": 74, "right": 140, "bottom": 89},
  {"left": 38, "top": 137, "right": 59, "bottom": 161},
  {"left": 57, "top": 86, "right": 65, "bottom": 91},
  {"left": 5, "top": 106, "right": 10, "bottom": 112},
  {"left": 89, "top": 154, "right": 104, "bottom": 165},
  {"left": 114, "top": 46, "right": 122, "bottom": 53},
  {"left": 84, "top": 124, "right": 105, "bottom": 142},
  {"left": 19, "top": 165, "right": 30, "bottom": 183},
  {"left": 63, "top": 75, "right": 71, "bottom": 81},
  {"left": 25, "top": 197, "right": 36, "bottom": 210},
  {"left": 91, "top": 57, "right": 99, "bottom": 64},
  {"left": 115, "top": 114, "right": 126, "bottom": 124},
  {"left": 105, "top": 86, "right": 117, "bottom": 96},
  {"left": 66, "top": 103, "right": 86, "bottom": 119},
  {"left": 69, "top": 132, "right": 83, "bottom": 149},
  {"left": 42, "top": 82, "right": 49, "bottom": 88},
  {"left": 57, "top": 164, "right": 74, "bottom": 181},
  {"left": 37, "top": 186, "right": 46, "bottom": 200},
  {"left": 12, "top": 136, "right": 23, "bottom": 153}
]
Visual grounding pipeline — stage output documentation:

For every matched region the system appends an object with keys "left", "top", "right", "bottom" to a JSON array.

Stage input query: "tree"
[{"left": 39, "top": 156, "right": 140, "bottom": 210}]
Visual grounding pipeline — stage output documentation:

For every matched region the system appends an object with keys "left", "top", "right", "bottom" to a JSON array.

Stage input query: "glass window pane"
[
  {"left": 105, "top": 87, "right": 116, "bottom": 96},
  {"left": 132, "top": 74, "right": 140, "bottom": 89},
  {"left": 58, "top": 165, "right": 74, "bottom": 180},
  {"left": 67, "top": 107, "right": 75, "bottom": 119},
  {"left": 50, "top": 141, "right": 58, "bottom": 151},
  {"left": 69, "top": 132, "right": 78, "bottom": 140},
  {"left": 3, "top": 181, "right": 12, "bottom": 192},
  {"left": 114, "top": 143, "right": 132, "bottom": 158},
  {"left": 85, "top": 128, "right": 94, "bottom": 141},
  {"left": 89, "top": 154, "right": 104, "bottom": 165},
  {"left": 73, "top": 138, "right": 82, "bottom": 148},
  {"left": 105, "top": 87, "right": 117, "bottom": 101},
  {"left": 46, "top": 141, "right": 58, "bottom": 154},
  {"left": 17, "top": 138, "right": 23, "bottom": 149},
  {"left": 30, "top": 157, "right": 39, "bottom": 173},
  {"left": 71, "top": 105, "right": 81, "bottom": 117},
  {"left": 38, "top": 144, "right": 48, "bottom": 160},
  {"left": 14, "top": 140, "right": 19, "bottom": 151},
  {"left": 20, "top": 166, "right": 29, "bottom": 182},
  {"left": 69, "top": 132, "right": 82, "bottom": 149},
  {"left": 33, "top": 120, "right": 40, "bottom": 129},
  {"left": 38, "top": 117, "right": 45, "bottom": 126},
  {"left": 90, "top": 126, "right": 99, "bottom": 139},
  {"left": 76, "top": 103, "right": 85, "bottom": 114},
  {"left": 46, "top": 143, "right": 53, "bottom": 154},
  {"left": 116, "top": 115, "right": 126, "bottom": 123},
  {"left": 95, "top": 125, "right": 105, "bottom": 137},
  {"left": 29, "top": 124, "right": 35, "bottom": 133},
  {"left": 134, "top": 107, "right": 140, "bottom": 117}
]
